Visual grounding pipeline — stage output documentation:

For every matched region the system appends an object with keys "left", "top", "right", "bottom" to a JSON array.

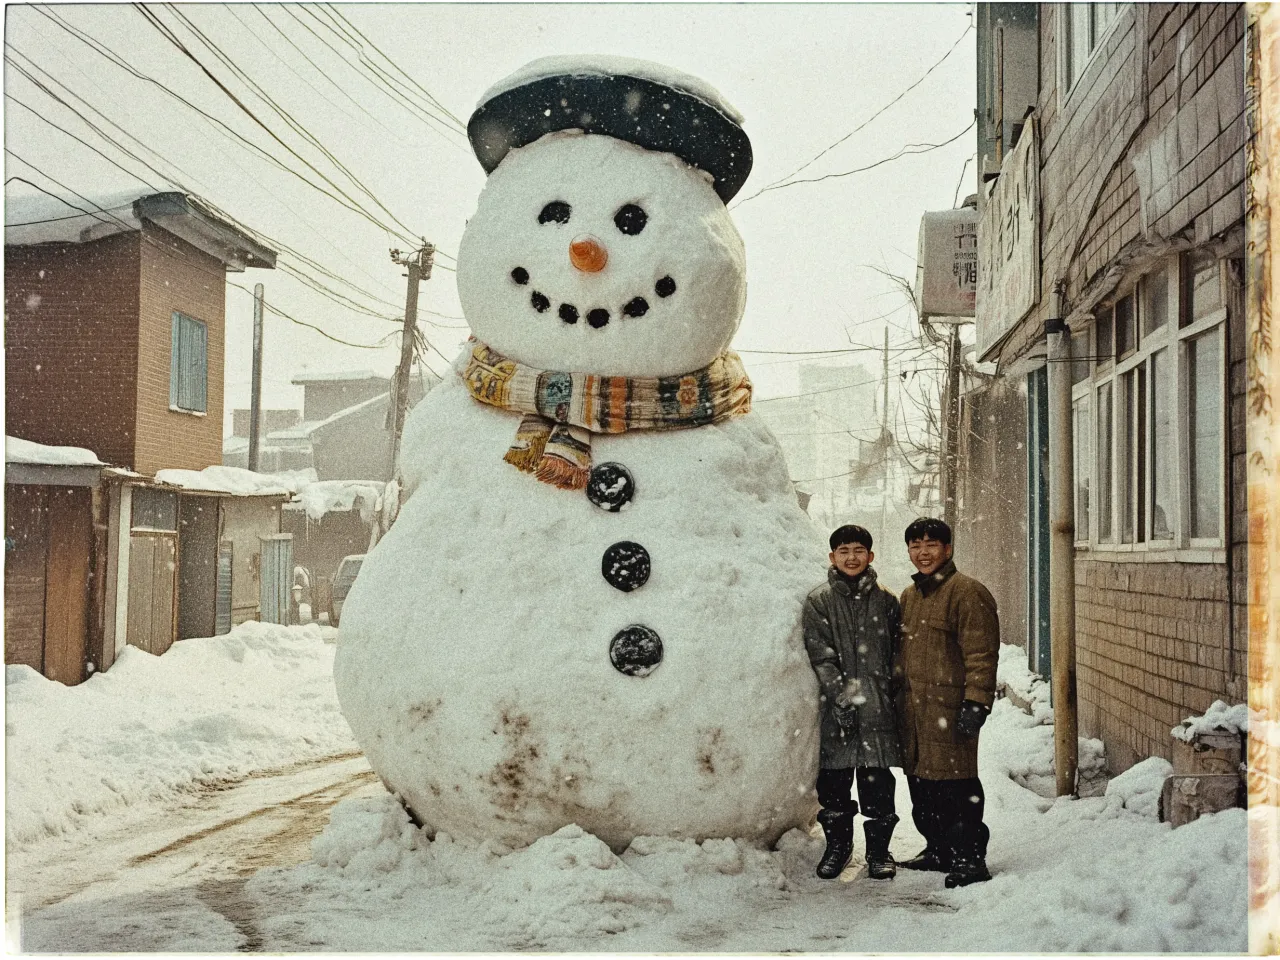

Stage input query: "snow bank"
[
  {"left": 5, "top": 435, "right": 103, "bottom": 467},
  {"left": 4, "top": 622, "right": 354, "bottom": 850},
  {"left": 1172, "top": 699, "right": 1249, "bottom": 742},
  {"left": 1105, "top": 756, "right": 1174, "bottom": 818}
]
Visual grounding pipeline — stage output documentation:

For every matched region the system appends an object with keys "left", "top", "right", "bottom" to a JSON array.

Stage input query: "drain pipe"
[{"left": 1047, "top": 280, "right": 1079, "bottom": 797}]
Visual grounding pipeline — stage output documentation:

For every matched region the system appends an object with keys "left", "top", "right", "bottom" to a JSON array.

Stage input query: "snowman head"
[{"left": 459, "top": 57, "right": 752, "bottom": 378}]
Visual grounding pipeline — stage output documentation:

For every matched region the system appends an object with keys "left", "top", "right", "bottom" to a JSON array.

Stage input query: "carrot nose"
[{"left": 569, "top": 236, "right": 608, "bottom": 273}]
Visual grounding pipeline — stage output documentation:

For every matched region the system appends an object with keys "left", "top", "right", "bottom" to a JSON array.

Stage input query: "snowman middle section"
[{"left": 334, "top": 375, "right": 825, "bottom": 852}]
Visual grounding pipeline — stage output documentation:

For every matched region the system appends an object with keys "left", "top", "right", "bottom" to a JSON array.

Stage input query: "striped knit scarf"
[{"left": 461, "top": 338, "right": 753, "bottom": 490}]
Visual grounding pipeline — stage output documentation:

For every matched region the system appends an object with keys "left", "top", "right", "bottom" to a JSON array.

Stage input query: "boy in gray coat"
[{"left": 802, "top": 525, "right": 903, "bottom": 880}]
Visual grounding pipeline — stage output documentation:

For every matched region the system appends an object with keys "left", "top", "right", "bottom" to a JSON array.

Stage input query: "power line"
[
  {"left": 741, "top": 23, "right": 973, "bottom": 204},
  {"left": 738, "top": 119, "right": 977, "bottom": 204}
]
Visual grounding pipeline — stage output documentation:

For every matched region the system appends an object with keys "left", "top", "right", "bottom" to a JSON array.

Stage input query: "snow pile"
[
  {"left": 996, "top": 641, "right": 1052, "bottom": 723},
  {"left": 5, "top": 435, "right": 103, "bottom": 467},
  {"left": 1105, "top": 756, "right": 1174, "bottom": 818},
  {"left": 4, "top": 622, "right": 354, "bottom": 849},
  {"left": 1172, "top": 699, "right": 1249, "bottom": 742},
  {"left": 291, "top": 479, "right": 384, "bottom": 524},
  {"left": 154, "top": 464, "right": 300, "bottom": 497},
  {"left": 239, "top": 686, "right": 1247, "bottom": 953}
]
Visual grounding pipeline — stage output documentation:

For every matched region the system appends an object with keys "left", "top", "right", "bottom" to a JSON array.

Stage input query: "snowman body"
[{"left": 335, "top": 106, "right": 826, "bottom": 851}]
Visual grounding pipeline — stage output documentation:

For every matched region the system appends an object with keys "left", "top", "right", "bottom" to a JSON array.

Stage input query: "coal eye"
[
  {"left": 614, "top": 203, "right": 648, "bottom": 235},
  {"left": 538, "top": 201, "right": 571, "bottom": 225}
]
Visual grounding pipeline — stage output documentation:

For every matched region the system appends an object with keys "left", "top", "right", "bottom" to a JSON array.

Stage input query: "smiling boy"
[
  {"left": 896, "top": 517, "right": 1000, "bottom": 888},
  {"left": 802, "top": 525, "right": 902, "bottom": 881}
]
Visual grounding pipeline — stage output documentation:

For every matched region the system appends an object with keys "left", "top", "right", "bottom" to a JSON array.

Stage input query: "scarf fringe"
[{"left": 533, "top": 456, "right": 590, "bottom": 490}]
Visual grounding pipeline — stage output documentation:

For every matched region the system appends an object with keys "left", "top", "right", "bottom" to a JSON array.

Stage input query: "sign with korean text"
[
  {"left": 976, "top": 120, "right": 1040, "bottom": 359},
  {"left": 914, "top": 207, "right": 977, "bottom": 319}
]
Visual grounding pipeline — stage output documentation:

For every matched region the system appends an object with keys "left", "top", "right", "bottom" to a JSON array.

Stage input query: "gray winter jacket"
[{"left": 802, "top": 566, "right": 903, "bottom": 770}]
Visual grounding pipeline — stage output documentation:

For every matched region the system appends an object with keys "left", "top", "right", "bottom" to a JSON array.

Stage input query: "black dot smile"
[{"left": 510, "top": 266, "right": 675, "bottom": 328}]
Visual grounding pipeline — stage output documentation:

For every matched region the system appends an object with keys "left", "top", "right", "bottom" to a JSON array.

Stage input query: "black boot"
[
  {"left": 897, "top": 846, "right": 951, "bottom": 872},
  {"left": 862, "top": 814, "right": 898, "bottom": 880},
  {"left": 815, "top": 809, "right": 855, "bottom": 879},
  {"left": 944, "top": 858, "right": 992, "bottom": 887}
]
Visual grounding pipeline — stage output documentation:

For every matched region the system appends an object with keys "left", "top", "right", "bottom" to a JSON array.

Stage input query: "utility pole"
[
  {"left": 248, "top": 282, "right": 265, "bottom": 473},
  {"left": 1047, "top": 281, "right": 1079, "bottom": 796},
  {"left": 941, "top": 324, "right": 962, "bottom": 527},
  {"left": 387, "top": 240, "right": 434, "bottom": 480}
]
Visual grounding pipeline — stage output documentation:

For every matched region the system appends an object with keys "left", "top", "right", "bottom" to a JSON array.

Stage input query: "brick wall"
[
  {"left": 134, "top": 223, "right": 226, "bottom": 474},
  {"left": 4, "top": 233, "right": 141, "bottom": 467}
]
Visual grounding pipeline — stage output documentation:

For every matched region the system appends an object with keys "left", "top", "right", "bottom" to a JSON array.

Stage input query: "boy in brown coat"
[{"left": 895, "top": 517, "right": 999, "bottom": 888}]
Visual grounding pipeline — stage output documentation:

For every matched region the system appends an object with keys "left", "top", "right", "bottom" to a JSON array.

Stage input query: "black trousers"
[
  {"left": 816, "top": 766, "right": 897, "bottom": 820},
  {"left": 906, "top": 774, "right": 990, "bottom": 862}
]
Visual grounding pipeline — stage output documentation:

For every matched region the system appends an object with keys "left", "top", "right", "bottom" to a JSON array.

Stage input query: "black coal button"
[
  {"left": 585, "top": 462, "right": 634, "bottom": 512},
  {"left": 601, "top": 540, "right": 650, "bottom": 592},
  {"left": 609, "top": 625, "right": 663, "bottom": 677}
]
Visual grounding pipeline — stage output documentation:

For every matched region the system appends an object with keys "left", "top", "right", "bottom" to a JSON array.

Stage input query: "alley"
[{"left": 10, "top": 752, "right": 379, "bottom": 952}]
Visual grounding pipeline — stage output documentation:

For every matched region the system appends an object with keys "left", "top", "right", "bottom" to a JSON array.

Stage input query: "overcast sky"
[{"left": 4, "top": 2, "right": 977, "bottom": 435}]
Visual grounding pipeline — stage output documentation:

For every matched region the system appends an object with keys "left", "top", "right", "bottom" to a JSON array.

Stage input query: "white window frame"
[
  {"left": 1071, "top": 326, "right": 1094, "bottom": 548},
  {"left": 1077, "top": 254, "right": 1228, "bottom": 562},
  {"left": 1058, "top": 3, "right": 1125, "bottom": 102}
]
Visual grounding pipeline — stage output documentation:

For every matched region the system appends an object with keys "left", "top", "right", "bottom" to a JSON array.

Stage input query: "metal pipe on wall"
[{"left": 1047, "top": 280, "right": 1079, "bottom": 797}]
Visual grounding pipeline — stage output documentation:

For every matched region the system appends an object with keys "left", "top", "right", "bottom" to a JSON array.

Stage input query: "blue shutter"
[
  {"left": 169, "top": 313, "right": 181, "bottom": 408},
  {"left": 195, "top": 318, "right": 207, "bottom": 412}
]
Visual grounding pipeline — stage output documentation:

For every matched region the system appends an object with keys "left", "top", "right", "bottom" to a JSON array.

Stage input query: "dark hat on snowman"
[{"left": 467, "top": 55, "right": 753, "bottom": 204}]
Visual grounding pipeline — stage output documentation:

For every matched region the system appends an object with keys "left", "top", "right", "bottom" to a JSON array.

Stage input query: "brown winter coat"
[{"left": 896, "top": 559, "right": 1000, "bottom": 780}]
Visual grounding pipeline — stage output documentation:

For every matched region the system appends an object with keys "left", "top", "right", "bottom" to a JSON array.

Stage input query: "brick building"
[
  {"left": 970, "top": 4, "right": 1247, "bottom": 772},
  {"left": 4, "top": 191, "right": 279, "bottom": 683}
]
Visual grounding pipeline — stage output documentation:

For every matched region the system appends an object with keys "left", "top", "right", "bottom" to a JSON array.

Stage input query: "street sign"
[{"left": 914, "top": 206, "right": 978, "bottom": 321}]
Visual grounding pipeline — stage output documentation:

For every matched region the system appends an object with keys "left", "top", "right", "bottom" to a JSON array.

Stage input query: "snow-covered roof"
[
  {"left": 288, "top": 479, "right": 385, "bottom": 523},
  {"left": 291, "top": 370, "right": 386, "bottom": 385},
  {"left": 480, "top": 55, "right": 744, "bottom": 124},
  {"left": 5, "top": 190, "right": 276, "bottom": 271},
  {"left": 5, "top": 436, "right": 104, "bottom": 467},
  {"left": 153, "top": 465, "right": 300, "bottom": 498}
]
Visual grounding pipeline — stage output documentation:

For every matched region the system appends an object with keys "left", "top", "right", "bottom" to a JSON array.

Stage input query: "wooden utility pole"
[
  {"left": 387, "top": 240, "right": 434, "bottom": 480},
  {"left": 248, "top": 282, "right": 265, "bottom": 472},
  {"left": 941, "top": 324, "right": 962, "bottom": 527}
]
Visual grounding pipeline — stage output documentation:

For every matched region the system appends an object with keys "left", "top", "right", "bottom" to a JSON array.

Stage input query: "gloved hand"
[
  {"left": 956, "top": 699, "right": 990, "bottom": 739},
  {"left": 833, "top": 677, "right": 863, "bottom": 728}
]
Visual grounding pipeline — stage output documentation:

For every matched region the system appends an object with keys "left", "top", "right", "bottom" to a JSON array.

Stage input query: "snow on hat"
[{"left": 468, "top": 55, "right": 753, "bottom": 203}]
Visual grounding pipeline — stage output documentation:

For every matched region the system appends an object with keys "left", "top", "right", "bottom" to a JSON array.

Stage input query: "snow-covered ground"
[{"left": 5, "top": 625, "right": 1250, "bottom": 953}]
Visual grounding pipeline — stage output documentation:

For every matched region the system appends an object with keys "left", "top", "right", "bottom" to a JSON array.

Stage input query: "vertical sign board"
[
  {"left": 914, "top": 207, "right": 978, "bottom": 319},
  {"left": 976, "top": 120, "right": 1041, "bottom": 359}
]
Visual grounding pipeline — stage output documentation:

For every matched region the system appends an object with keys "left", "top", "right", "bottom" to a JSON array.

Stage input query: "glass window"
[
  {"left": 1150, "top": 348, "right": 1175, "bottom": 540},
  {"left": 170, "top": 312, "right": 208, "bottom": 413},
  {"left": 1095, "top": 306, "right": 1114, "bottom": 369},
  {"left": 1183, "top": 252, "right": 1222, "bottom": 327},
  {"left": 1096, "top": 381, "right": 1113, "bottom": 542},
  {"left": 1115, "top": 293, "right": 1137, "bottom": 357},
  {"left": 1074, "top": 395, "right": 1092, "bottom": 538},
  {"left": 1067, "top": 4, "right": 1093, "bottom": 90},
  {"left": 1070, "top": 330, "right": 1091, "bottom": 385},
  {"left": 1118, "top": 368, "right": 1142, "bottom": 544},
  {"left": 1143, "top": 266, "right": 1170, "bottom": 335},
  {"left": 1187, "top": 330, "right": 1222, "bottom": 538}
]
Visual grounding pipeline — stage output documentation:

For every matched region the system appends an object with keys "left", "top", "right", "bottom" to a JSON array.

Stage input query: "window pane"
[
  {"left": 1150, "top": 348, "right": 1175, "bottom": 540},
  {"left": 1071, "top": 4, "right": 1093, "bottom": 80},
  {"left": 132, "top": 488, "right": 178, "bottom": 531},
  {"left": 1115, "top": 294, "right": 1136, "bottom": 357},
  {"left": 1097, "top": 381, "right": 1113, "bottom": 541},
  {"left": 1119, "top": 370, "right": 1135, "bottom": 543},
  {"left": 1074, "top": 395, "right": 1092, "bottom": 538},
  {"left": 1070, "top": 330, "right": 1091, "bottom": 385},
  {"left": 1184, "top": 252, "right": 1222, "bottom": 326},
  {"left": 1143, "top": 265, "right": 1169, "bottom": 335},
  {"left": 1188, "top": 330, "right": 1222, "bottom": 538},
  {"left": 1135, "top": 364, "right": 1146, "bottom": 543},
  {"left": 1095, "top": 307, "right": 1114, "bottom": 368}
]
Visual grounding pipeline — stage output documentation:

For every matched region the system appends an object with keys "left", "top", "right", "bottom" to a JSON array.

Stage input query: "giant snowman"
[{"left": 335, "top": 56, "right": 827, "bottom": 853}]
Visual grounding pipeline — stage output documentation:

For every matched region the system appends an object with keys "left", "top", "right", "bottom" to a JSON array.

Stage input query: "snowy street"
[{"left": 5, "top": 623, "right": 1248, "bottom": 953}]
